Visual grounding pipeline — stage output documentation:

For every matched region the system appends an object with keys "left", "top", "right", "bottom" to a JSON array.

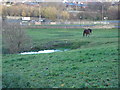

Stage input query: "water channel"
[{"left": 20, "top": 49, "right": 69, "bottom": 55}]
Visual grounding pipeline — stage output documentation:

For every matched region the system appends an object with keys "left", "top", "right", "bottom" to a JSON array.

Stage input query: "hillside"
[{"left": 2, "top": 28, "right": 119, "bottom": 88}]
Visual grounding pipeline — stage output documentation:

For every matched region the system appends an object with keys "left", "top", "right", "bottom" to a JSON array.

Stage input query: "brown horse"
[
  {"left": 83, "top": 29, "right": 92, "bottom": 37},
  {"left": 83, "top": 29, "right": 90, "bottom": 37}
]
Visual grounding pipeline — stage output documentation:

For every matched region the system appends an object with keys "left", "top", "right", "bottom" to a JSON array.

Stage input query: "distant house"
[
  {"left": 22, "top": 17, "right": 31, "bottom": 21},
  {"left": 50, "top": 22, "right": 57, "bottom": 25},
  {"left": 35, "top": 22, "right": 41, "bottom": 25},
  {"left": 21, "top": 17, "right": 31, "bottom": 25}
]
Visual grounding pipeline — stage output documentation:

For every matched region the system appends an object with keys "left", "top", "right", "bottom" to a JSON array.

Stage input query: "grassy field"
[
  {"left": 27, "top": 28, "right": 118, "bottom": 50},
  {"left": 2, "top": 28, "right": 119, "bottom": 88}
]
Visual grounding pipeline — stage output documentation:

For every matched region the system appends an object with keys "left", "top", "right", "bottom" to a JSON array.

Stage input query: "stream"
[{"left": 20, "top": 49, "right": 69, "bottom": 55}]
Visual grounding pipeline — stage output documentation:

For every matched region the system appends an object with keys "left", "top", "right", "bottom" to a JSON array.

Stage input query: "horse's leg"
[
  {"left": 83, "top": 33, "right": 85, "bottom": 37},
  {"left": 88, "top": 33, "right": 90, "bottom": 37},
  {"left": 87, "top": 33, "right": 89, "bottom": 37}
]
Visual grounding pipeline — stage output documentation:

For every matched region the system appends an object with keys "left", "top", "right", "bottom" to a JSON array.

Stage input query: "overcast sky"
[{"left": 2, "top": 0, "right": 119, "bottom": 2}]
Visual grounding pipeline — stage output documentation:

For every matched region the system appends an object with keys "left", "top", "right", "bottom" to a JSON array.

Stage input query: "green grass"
[
  {"left": 27, "top": 28, "right": 118, "bottom": 50},
  {"left": 2, "top": 28, "right": 119, "bottom": 88}
]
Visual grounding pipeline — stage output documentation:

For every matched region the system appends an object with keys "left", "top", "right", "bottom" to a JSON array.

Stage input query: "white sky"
[{"left": 2, "top": 0, "right": 119, "bottom": 2}]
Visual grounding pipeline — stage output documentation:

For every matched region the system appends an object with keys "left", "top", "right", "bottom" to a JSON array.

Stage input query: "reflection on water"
[{"left": 20, "top": 49, "right": 69, "bottom": 55}]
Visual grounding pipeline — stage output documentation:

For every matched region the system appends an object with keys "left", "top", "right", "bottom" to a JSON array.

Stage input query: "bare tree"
[
  {"left": 2, "top": 21, "right": 32, "bottom": 54},
  {"left": 61, "top": 11, "right": 70, "bottom": 20},
  {"left": 107, "top": 6, "right": 118, "bottom": 20}
]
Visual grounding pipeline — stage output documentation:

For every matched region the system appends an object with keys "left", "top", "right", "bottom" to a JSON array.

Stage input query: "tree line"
[
  {"left": 2, "top": 4, "right": 70, "bottom": 21},
  {"left": 2, "top": 2, "right": 119, "bottom": 20}
]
